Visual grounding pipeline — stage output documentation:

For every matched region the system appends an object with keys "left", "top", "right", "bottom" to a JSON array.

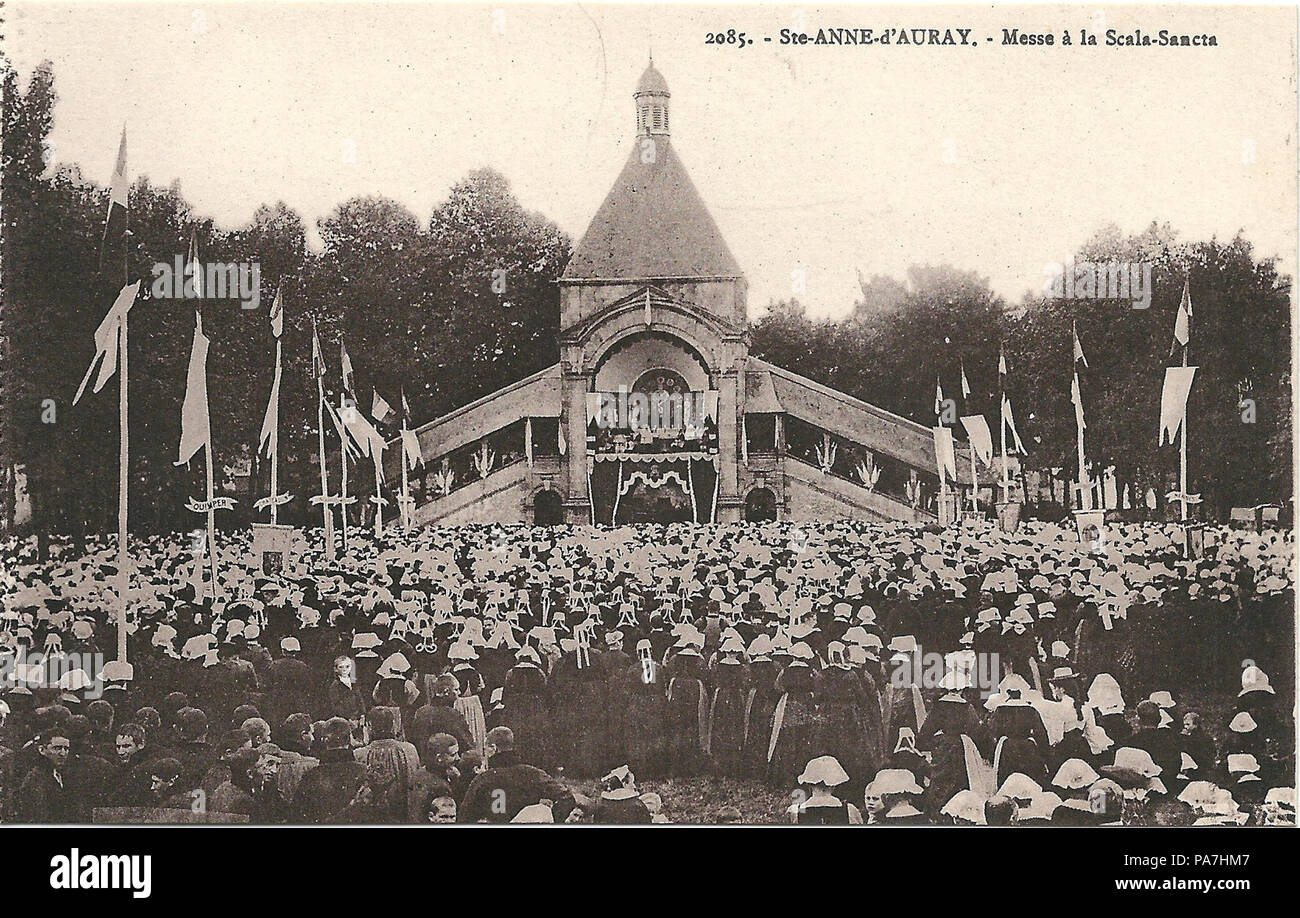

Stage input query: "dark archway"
[
  {"left": 533, "top": 489, "right": 564, "bottom": 525},
  {"left": 744, "top": 487, "right": 777, "bottom": 522}
]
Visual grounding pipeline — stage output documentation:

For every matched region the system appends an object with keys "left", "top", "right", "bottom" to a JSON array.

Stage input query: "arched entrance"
[
  {"left": 533, "top": 489, "right": 564, "bottom": 525},
  {"left": 744, "top": 487, "right": 777, "bottom": 522}
]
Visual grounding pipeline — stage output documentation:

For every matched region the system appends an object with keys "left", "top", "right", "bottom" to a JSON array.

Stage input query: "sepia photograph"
[{"left": 0, "top": 0, "right": 1296, "bottom": 885}]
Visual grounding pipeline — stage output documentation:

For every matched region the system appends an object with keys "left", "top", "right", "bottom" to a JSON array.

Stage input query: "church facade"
[{"left": 392, "top": 64, "right": 971, "bottom": 526}]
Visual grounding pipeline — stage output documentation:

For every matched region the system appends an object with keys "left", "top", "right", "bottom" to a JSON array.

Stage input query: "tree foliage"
[
  {"left": 1, "top": 60, "right": 1290, "bottom": 536},
  {"left": 752, "top": 230, "right": 1292, "bottom": 514},
  {"left": 1, "top": 61, "right": 569, "bottom": 536}
]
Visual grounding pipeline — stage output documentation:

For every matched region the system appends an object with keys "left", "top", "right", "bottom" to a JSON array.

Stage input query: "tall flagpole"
[
  {"left": 316, "top": 379, "right": 334, "bottom": 556},
  {"left": 339, "top": 413, "right": 350, "bottom": 548},
  {"left": 203, "top": 335, "right": 218, "bottom": 600},
  {"left": 1076, "top": 391, "right": 1088, "bottom": 511},
  {"left": 116, "top": 295, "right": 129, "bottom": 663},
  {"left": 314, "top": 322, "right": 336, "bottom": 560},
  {"left": 339, "top": 341, "right": 353, "bottom": 546},
  {"left": 269, "top": 337, "right": 281, "bottom": 525},
  {"left": 400, "top": 417, "right": 411, "bottom": 532},
  {"left": 373, "top": 446, "right": 385, "bottom": 537},
  {"left": 115, "top": 167, "right": 131, "bottom": 664},
  {"left": 999, "top": 403, "right": 1009, "bottom": 501},
  {"left": 262, "top": 335, "right": 280, "bottom": 522},
  {"left": 935, "top": 375, "right": 949, "bottom": 512},
  {"left": 999, "top": 353, "right": 1010, "bottom": 503},
  {"left": 1073, "top": 323, "right": 1090, "bottom": 512},
  {"left": 1179, "top": 325, "right": 1189, "bottom": 523}
]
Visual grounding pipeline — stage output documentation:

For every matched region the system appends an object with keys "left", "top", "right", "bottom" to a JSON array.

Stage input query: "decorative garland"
[
  {"left": 593, "top": 451, "right": 711, "bottom": 462},
  {"left": 619, "top": 468, "right": 690, "bottom": 498}
]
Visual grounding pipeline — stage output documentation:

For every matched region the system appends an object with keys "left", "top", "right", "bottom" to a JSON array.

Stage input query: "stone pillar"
[
  {"left": 562, "top": 363, "right": 592, "bottom": 524},
  {"left": 715, "top": 361, "right": 741, "bottom": 522}
]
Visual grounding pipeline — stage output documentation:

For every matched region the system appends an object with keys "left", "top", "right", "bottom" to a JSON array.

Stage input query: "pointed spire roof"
[
  {"left": 564, "top": 65, "right": 742, "bottom": 281},
  {"left": 636, "top": 60, "right": 670, "bottom": 96}
]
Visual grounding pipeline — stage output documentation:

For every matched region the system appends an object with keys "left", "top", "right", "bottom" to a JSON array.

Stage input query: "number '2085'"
[{"left": 705, "top": 30, "right": 748, "bottom": 47}]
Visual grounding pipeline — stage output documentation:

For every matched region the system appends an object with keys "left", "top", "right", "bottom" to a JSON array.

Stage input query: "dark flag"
[
  {"left": 1170, "top": 279, "right": 1192, "bottom": 357},
  {"left": 100, "top": 127, "right": 129, "bottom": 269},
  {"left": 186, "top": 230, "right": 204, "bottom": 299}
]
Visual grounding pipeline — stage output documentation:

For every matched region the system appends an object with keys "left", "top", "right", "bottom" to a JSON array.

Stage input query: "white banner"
[
  {"left": 932, "top": 427, "right": 957, "bottom": 483},
  {"left": 186, "top": 496, "right": 236, "bottom": 513},
  {"left": 959, "top": 415, "right": 994, "bottom": 465},
  {"left": 1159, "top": 366, "right": 1198, "bottom": 446},
  {"left": 253, "top": 493, "right": 293, "bottom": 511}
]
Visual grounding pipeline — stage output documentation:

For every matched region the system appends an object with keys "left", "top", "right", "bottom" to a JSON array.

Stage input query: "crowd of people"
[{"left": 0, "top": 517, "right": 1295, "bottom": 825}]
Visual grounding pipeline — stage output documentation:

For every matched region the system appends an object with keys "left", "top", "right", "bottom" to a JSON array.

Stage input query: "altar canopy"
[{"left": 589, "top": 456, "right": 718, "bottom": 524}]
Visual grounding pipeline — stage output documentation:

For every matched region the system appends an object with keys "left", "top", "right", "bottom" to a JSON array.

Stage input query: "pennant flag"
[
  {"left": 372, "top": 389, "right": 395, "bottom": 425},
  {"left": 1071, "top": 372, "right": 1087, "bottom": 432},
  {"left": 1171, "top": 279, "right": 1192, "bottom": 355},
  {"left": 324, "top": 398, "right": 360, "bottom": 459},
  {"left": 340, "top": 341, "right": 355, "bottom": 396},
  {"left": 998, "top": 347, "right": 1008, "bottom": 388},
  {"left": 370, "top": 429, "right": 387, "bottom": 484},
  {"left": 100, "top": 127, "right": 129, "bottom": 262},
  {"left": 73, "top": 281, "right": 141, "bottom": 404},
  {"left": 258, "top": 357, "right": 281, "bottom": 459},
  {"left": 1072, "top": 322, "right": 1088, "bottom": 368},
  {"left": 341, "top": 396, "right": 382, "bottom": 459},
  {"left": 1002, "top": 396, "right": 1027, "bottom": 455},
  {"left": 186, "top": 230, "right": 203, "bottom": 299},
  {"left": 1159, "top": 366, "right": 1198, "bottom": 446},
  {"left": 934, "top": 377, "right": 945, "bottom": 418},
  {"left": 401, "top": 388, "right": 412, "bottom": 421},
  {"left": 932, "top": 427, "right": 957, "bottom": 482},
  {"left": 960, "top": 361, "right": 971, "bottom": 400},
  {"left": 175, "top": 312, "right": 211, "bottom": 466},
  {"left": 311, "top": 320, "right": 326, "bottom": 379},
  {"left": 959, "top": 415, "right": 994, "bottom": 465},
  {"left": 401, "top": 427, "right": 422, "bottom": 471},
  {"left": 366, "top": 421, "right": 384, "bottom": 486},
  {"left": 268, "top": 285, "right": 283, "bottom": 338}
]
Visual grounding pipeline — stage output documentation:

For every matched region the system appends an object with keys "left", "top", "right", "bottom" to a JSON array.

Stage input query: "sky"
[{"left": 6, "top": 1, "right": 1297, "bottom": 318}]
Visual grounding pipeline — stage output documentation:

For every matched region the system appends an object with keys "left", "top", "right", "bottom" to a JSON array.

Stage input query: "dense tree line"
[
  {"left": 2, "top": 61, "right": 1291, "bottom": 538},
  {"left": 750, "top": 228, "right": 1292, "bottom": 518},
  {"left": 2, "top": 61, "right": 568, "bottom": 539}
]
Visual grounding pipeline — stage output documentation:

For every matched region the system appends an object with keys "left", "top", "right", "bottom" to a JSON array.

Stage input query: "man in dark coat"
[
  {"left": 84, "top": 699, "right": 117, "bottom": 762},
  {"left": 265, "top": 638, "right": 315, "bottom": 725},
  {"left": 497, "top": 652, "right": 553, "bottom": 770},
  {"left": 175, "top": 708, "right": 217, "bottom": 793},
  {"left": 409, "top": 674, "right": 472, "bottom": 756},
  {"left": 292, "top": 717, "right": 365, "bottom": 823},
  {"left": 549, "top": 644, "right": 608, "bottom": 777},
  {"left": 459, "top": 726, "right": 573, "bottom": 823},
  {"left": 18, "top": 729, "right": 75, "bottom": 822},
  {"left": 110, "top": 723, "right": 151, "bottom": 806},
  {"left": 64, "top": 715, "right": 116, "bottom": 822}
]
